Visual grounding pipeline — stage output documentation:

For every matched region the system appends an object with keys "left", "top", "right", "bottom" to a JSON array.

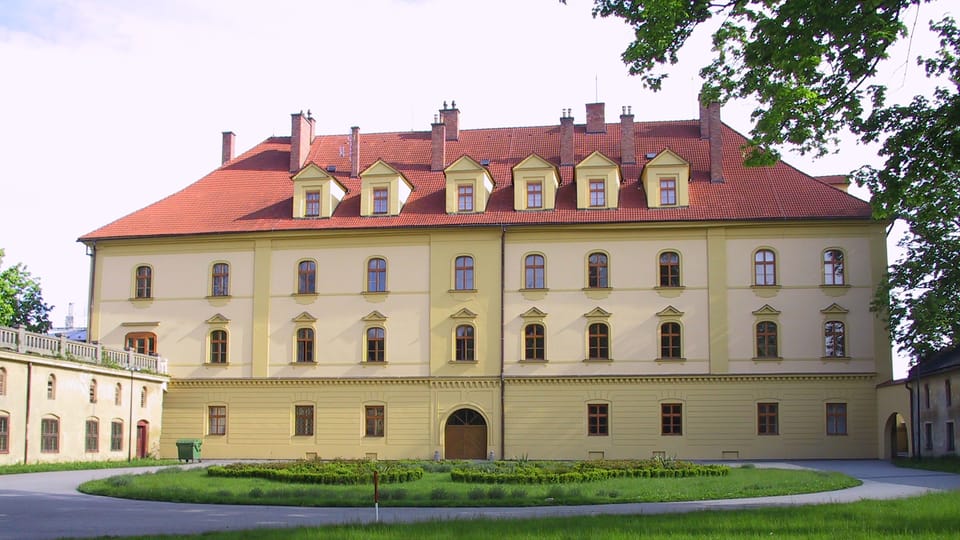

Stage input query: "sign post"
[{"left": 373, "top": 470, "right": 380, "bottom": 522}]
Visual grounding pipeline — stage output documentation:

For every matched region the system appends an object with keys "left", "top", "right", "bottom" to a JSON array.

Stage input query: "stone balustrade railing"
[{"left": 0, "top": 325, "right": 168, "bottom": 375}]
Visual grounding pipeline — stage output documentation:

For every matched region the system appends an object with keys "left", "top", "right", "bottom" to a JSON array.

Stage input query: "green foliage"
[
  {"left": 894, "top": 456, "right": 960, "bottom": 474},
  {"left": 206, "top": 459, "right": 424, "bottom": 485},
  {"left": 0, "top": 458, "right": 177, "bottom": 475},
  {"left": 0, "top": 248, "right": 53, "bottom": 333},
  {"left": 449, "top": 459, "right": 729, "bottom": 484}
]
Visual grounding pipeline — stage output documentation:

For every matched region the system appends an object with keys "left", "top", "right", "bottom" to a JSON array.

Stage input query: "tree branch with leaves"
[{"left": 0, "top": 248, "right": 53, "bottom": 333}]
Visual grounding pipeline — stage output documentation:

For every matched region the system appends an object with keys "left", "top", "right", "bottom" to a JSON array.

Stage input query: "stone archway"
[
  {"left": 444, "top": 408, "right": 487, "bottom": 460},
  {"left": 883, "top": 413, "right": 909, "bottom": 459}
]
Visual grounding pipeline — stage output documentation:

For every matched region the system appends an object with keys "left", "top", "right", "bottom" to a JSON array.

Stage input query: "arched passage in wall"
[
  {"left": 883, "top": 412, "right": 909, "bottom": 459},
  {"left": 444, "top": 408, "right": 487, "bottom": 460}
]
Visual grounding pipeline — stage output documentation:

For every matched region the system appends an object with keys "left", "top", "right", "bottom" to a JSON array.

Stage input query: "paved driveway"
[{"left": 0, "top": 460, "right": 957, "bottom": 540}]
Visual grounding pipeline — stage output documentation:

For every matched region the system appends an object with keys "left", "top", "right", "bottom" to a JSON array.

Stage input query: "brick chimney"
[
  {"left": 289, "top": 111, "right": 315, "bottom": 173},
  {"left": 619, "top": 106, "right": 635, "bottom": 165},
  {"left": 585, "top": 102, "right": 606, "bottom": 134},
  {"left": 560, "top": 109, "right": 574, "bottom": 166},
  {"left": 700, "top": 101, "right": 723, "bottom": 183},
  {"left": 440, "top": 101, "right": 459, "bottom": 141},
  {"left": 350, "top": 126, "right": 360, "bottom": 178},
  {"left": 221, "top": 131, "right": 235, "bottom": 165},
  {"left": 431, "top": 116, "right": 446, "bottom": 171}
]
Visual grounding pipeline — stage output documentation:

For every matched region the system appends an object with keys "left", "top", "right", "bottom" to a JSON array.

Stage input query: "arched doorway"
[
  {"left": 136, "top": 420, "right": 149, "bottom": 459},
  {"left": 883, "top": 413, "right": 909, "bottom": 459},
  {"left": 444, "top": 408, "right": 487, "bottom": 459}
]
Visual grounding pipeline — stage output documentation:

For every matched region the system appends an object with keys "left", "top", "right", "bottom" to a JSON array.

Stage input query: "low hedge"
[
  {"left": 450, "top": 459, "right": 729, "bottom": 484},
  {"left": 207, "top": 459, "right": 423, "bottom": 485}
]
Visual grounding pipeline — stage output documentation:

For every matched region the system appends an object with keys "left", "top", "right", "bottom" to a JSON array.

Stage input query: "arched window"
[
  {"left": 454, "top": 256, "right": 474, "bottom": 290},
  {"left": 46, "top": 374, "right": 56, "bottom": 400},
  {"left": 367, "top": 258, "right": 387, "bottom": 292},
  {"left": 659, "top": 251, "right": 681, "bottom": 287},
  {"left": 210, "top": 330, "right": 228, "bottom": 364},
  {"left": 366, "top": 327, "right": 385, "bottom": 362},
  {"left": 588, "top": 323, "right": 609, "bottom": 360},
  {"left": 524, "top": 323, "right": 545, "bottom": 361},
  {"left": 0, "top": 367, "right": 6, "bottom": 396},
  {"left": 754, "top": 249, "right": 776, "bottom": 286},
  {"left": 140, "top": 386, "right": 147, "bottom": 408},
  {"left": 89, "top": 379, "right": 98, "bottom": 403},
  {"left": 588, "top": 252, "right": 609, "bottom": 288},
  {"left": 296, "top": 328, "right": 315, "bottom": 363},
  {"left": 85, "top": 418, "right": 99, "bottom": 452},
  {"left": 524, "top": 254, "right": 545, "bottom": 289},
  {"left": 135, "top": 265, "right": 152, "bottom": 298},
  {"left": 297, "top": 260, "right": 316, "bottom": 294},
  {"left": 125, "top": 332, "right": 157, "bottom": 355},
  {"left": 212, "top": 262, "right": 230, "bottom": 296},
  {"left": 114, "top": 383, "right": 122, "bottom": 406},
  {"left": 823, "top": 249, "right": 845, "bottom": 285},
  {"left": 756, "top": 321, "right": 779, "bottom": 358},
  {"left": 660, "top": 322, "right": 682, "bottom": 359},
  {"left": 455, "top": 325, "right": 475, "bottom": 361},
  {"left": 824, "top": 321, "right": 846, "bottom": 357}
]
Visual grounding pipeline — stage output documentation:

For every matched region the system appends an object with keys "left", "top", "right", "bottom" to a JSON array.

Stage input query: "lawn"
[
  {"left": 893, "top": 456, "right": 960, "bottom": 474},
  {"left": 0, "top": 458, "right": 178, "bottom": 475},
  {"left": 78, "top": 463, "right": 859, "bottom": 507}
]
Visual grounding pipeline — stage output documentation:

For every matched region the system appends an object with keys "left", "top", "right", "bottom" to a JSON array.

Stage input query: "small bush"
[
  {"left": 546, "top": 486, "right": 565, "bottom": 499},
  {"left": 606, "top": 490, "right": 620, "bottom": 498},
  {"left": 486, "top": 486, "right": 506, "bottom": 500},
  {"left": 430, "top": 488, "right": 449, "bottom": 500},
  {"left": 467, "top": 487, "right": 486, "bottom": 501},
  {"left": 106, "top": 475, "right": 132, "bottom": 487},
  {"left": 509, "top": 487, "right": 527, "bottom": 499},
  {"left": 248, "top": 487, "right": 264, "bottom": 498},
  {"left": 215, "top": 489, "right": 232, "bottom": 498},
  {"left": 156, "top": 466, "right": 183, "bottom": 474}
]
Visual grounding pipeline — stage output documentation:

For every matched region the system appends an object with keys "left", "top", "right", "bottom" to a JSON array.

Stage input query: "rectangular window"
[
  {"left": 85, "top": 420, "right": 99, "bottom": 452},
  {"left": 212, "top": 263, "right": 230, "bottom": 296},
  {"left": 458, "top": 184, "right": 474, "bottom": 212},
  {"left": 588, "top": 403, "right": 609, "bottom": 436},
  {"left": 365, "top": 406, "right": 385, "bottom": 437},
  {"left": 305, "top": 191, "right": 321, "bottom": 217},
  {"left": 111, "top": 421, "right": 123, "bottom": 452},
  {"left": 661, "top": 403, "right": 682, "bottom": 435},
  {"left": 526, "top": 181, "right": 543, "bottom": 209},
  {"left": 946, "top": 379, "right": 952, "bottom": 407},
  {"left": 373, "top": 187, "right": 388, "bottom": 214},
  {"left": 41, "top": 418, "right": 59, "bottom": 453},
  {"left": 208, "top": 406, "right": 226, "bottom": 436},
  {"left": 295, "top": 405, "right": 314, "bottom": 436},
  {"left": 589, "top": 179, "right": 605, "bottom": 207},
  {"left": 924, "top": 384, "right": 930, "bottom": 409},
  {"left": 924, "top": 422, "right": 933, "bottom": 450},
  {"left": 947, "top": 422, "right": 956, "bottom": 452},
  {"left": 135, "top": 266, "right": 152, "bottom": 298},
  {"left": 659, "top": 178, "right": 677, "bottom": 205},
  {"left": 126, "top": 332, "right": 157, "bottom": 355},
  {"left": 0, "top": 415, "right": 8, "bottom": 453},
  {"left": 826, "top": 403, "right": 847, "bottom": 435},
  {"left": 757, "top": 403, "right": 778, "bottom": 435}
]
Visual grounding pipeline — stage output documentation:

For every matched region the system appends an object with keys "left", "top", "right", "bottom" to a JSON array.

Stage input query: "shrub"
[
  {"left": 450, "top": 458, "right": 729, "bottom": 484},
  {"left": 206, "top": 459, "right": 424, "bottom": 485},
  {"left": 106, "top": 475, "right": 132, "bottom": 488},
  {"left": 429, "top": 488, "right": 449, "bottom": 501},
  {"left": 467, "top": 487, "right": 486, "bottom": 501},
  {"left": 486, "top": 486, "right": 506, "bottom": 500},
  {"left": 248, "top": 487, "right": 264, "bottom": 498},
  {"left": 509, "top": 487, "right": 527, "bottom": 499}
]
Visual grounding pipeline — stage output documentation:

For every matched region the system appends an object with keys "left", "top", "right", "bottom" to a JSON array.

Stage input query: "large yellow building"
[{"left": 78, "top": 100, "right": 903, "bottom": 461}]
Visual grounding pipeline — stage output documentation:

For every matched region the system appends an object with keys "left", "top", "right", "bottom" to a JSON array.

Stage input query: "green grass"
[
  {"left": 80, "top": 489, "right": 960, "bottom": 540},
  {"left": 894, "top": 456, "right": 960, "bottom": 474},
  {"left": 78, "top": 465, "right": 858, "bottom": 507},
  {"left": 0, "top": 458, "right": 179, "bottom": 475}
]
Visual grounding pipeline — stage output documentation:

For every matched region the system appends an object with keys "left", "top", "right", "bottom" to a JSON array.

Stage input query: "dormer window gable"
[
  {"left": 291, "top": 163, "right": 347, "bottom": 219},
  {"left": 444, "top": 155, "right": 494, "bottom": 214},
  {"left": 575, "top": 151, "right": 621, "bottom": 210},
  {"left": 360, "top": 160, "right": 413, "bottom": 217},
  {"left": 512, "top": 153, "right": 560, "bottom": 211},
  {"left": 641, "top": 148, "right": 690, "bottom": 209}
]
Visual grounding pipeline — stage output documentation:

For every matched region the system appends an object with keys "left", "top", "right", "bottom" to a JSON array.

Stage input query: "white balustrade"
[{"left": 0, "top": 325, "right": 167, "bottom": 374}]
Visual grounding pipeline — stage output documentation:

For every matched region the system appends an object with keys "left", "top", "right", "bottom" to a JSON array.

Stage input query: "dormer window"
[
  {"left": 513, "top": 154, "right": 559, "bottom": 211},
  {"left": 291, "top": 163, "right": 346, "bottom": 219},
  {"left": 527, "top": 181, "right": 543, "bottom": 208},
  {"left": 360, "top": 160, "right": 412, "bottom": 217},
  {"left": 575, "top": 151, "right": 621, "bottom": 210},
  {"left": 641, "top": 149, "right": 690, "bottom": 209},
  {"left": 444, "top": 156, "right": 494, "bottom": 213}
]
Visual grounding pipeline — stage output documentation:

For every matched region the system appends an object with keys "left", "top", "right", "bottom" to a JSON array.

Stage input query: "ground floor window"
[
  {"left": 587, "top": 403, "right": 609, "bottom": 436},
  {"left": 661, "top": 403, "right": 682, "bottom": 435},
  {"left": 757, "top": 403, "right": 779, "bottom": 435},
  {"left": 924, "top": 422, "right": 933, "bottom": 450},
  {"left": 41, "top": 417, "right": 59, "bottom": 453},
  {"left": 947, "top": 422, "right": 956, "bottom": 452},
  {"left": 826, "top": 403, "right": 847, "bottom": 435},
  {"left": 208, "top": 406, "right": 226, "bottom": 436},
  {"left": 85, "top": 419, "right": 99, "bottom": 452},
  {"left": 295, "top": 405, "right": 314, "bottom": 436},
  {"left": 365, "top": 406, "right": 385, "bottom": 437},
  {"left": 111, "top": 421, "right": 124, "bottom": 451},
  {"left": 0, "top": 415, "right": 8, "bottom": 453}
]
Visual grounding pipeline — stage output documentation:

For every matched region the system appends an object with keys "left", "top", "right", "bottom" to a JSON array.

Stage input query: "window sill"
[
  {"left": 660, "top": 433, "right": 683, "bottom": 437},
  {"left": 361, "top": 291, "right": 390, "bottom": 296},
  {"left": 519, "top": 288, "right": 549, "bottom": 292},
  {"left": 364, "top": 435, "right": 386, "bottom": 439},
  {"left": 655, "top": 357, "right": 686, "bottom": 362},
  {"left": 520, "top": 359, "right": 548, "bottom": 364},
  {"left": 654, "top": 286, "right": 685, "bottom": 291},
  {"left": 205, "top": 295, "right": 232, "bottom": 300},
  {"left": 206, "top": 434, "right": 226, "bottom": 437},
  {"left": 752, "top": 356, "right": 783, "bottom": 361},
  {"left": 205, "top": 362, "right": 230, "bottom": 367},
  {"left": 448, "top": 289, "right": 477, "bottom": 294},
  {"left": 128, "top": 297, "right": 154, "bottom": 302},
  {"left": 583, "top": 358, "right": 613, "bottom": 363},
  {"left": 449, "top": 360, "right": 478, "bottom": 365},
  {"left": 363, "top": 361, "right": 388, "bottom": 365},
  {"left": 750, "top": 284, "right": 781, "bottom": 290},
  {"left": 290, "top": 361, "right": 317, "bottom": 366},
  {"left": 826, "top": 433, "right": 848, "bottom": 437},
  {"left": 820, "top": 284, "right": 850, "bottom": 288},
  {"left": 821, "top": 356, "right": 851, "bottom": 361}
]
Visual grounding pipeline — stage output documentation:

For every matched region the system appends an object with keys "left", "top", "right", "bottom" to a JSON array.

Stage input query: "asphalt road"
[{"left": 1, "top": 460, "right": 958, "bottom": 540}]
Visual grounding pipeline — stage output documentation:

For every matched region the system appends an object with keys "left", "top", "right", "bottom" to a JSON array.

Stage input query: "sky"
[{"left": 0, "top": 0, "right": 953, "bottom": 377}]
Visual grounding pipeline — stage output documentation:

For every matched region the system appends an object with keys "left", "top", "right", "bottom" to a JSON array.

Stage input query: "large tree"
[
  {"left": 588, "top": 0, "right": 958, "bottom": 362},
  {"left": 0, "top": 248, "right": 53, "bottom": 333}
]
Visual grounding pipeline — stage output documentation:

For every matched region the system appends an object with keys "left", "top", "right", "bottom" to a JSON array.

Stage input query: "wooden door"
[{"left": 444, "top": 409, "right": 487, "bottom": 459}]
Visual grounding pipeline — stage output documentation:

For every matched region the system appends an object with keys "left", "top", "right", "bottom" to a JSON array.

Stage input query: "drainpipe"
[
  {"left": 905, "top": 377, "right": 913, "bottom": 459},
  {"left": 85, "top": 242, "right": 96, "bottom": 344},
  {"left": 499, "top": 225, "right": 506, "bottom": 461},
  {"left": 23, "top": 362, "right": 32, "bottom": 464}
]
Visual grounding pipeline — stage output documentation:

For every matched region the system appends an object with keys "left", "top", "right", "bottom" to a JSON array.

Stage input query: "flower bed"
[
  {"left": 450, "top": 458, "right": 729, "bottom": 484},
  {"left": 206, "top": 459, "right": 423, "bottom": 485}
]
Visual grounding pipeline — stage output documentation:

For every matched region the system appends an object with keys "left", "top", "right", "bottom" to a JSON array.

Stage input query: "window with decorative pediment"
[
  {"left": 752, "top": 304, "right": 781, "bottom": 359},
  {"left": 292, "top": 312, "right": 317, "bottom": 363},
  {"left": 641, "top": 149, "right": 690, "bottom": 209},
  {"left": 656, "top": 306, "right": 684, "bottom": 360}
]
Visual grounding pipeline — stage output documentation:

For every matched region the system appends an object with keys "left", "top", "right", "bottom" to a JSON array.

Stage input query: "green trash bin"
[{"left": 176, "top": 439, "right": 202, "bottom": 463}]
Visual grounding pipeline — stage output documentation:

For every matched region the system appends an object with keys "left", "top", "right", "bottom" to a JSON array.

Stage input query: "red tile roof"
[{"left": 79, "top": 119, "right": 873, "bottom": 242}]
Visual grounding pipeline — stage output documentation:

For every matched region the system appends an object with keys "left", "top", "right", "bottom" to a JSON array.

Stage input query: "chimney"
[
  {"left": 585, "top": 102, "right": 606, "bottom": 134},
  {"left": 350, "top": 126, "right": 360, "bottom": 178},
  {"left": 619, "top": 106, "right": 635, "bottom": 165},
  {"left": 706, "top": 101, "right": 723, "bottom": 183},
  {"left": 440, "top": 100, "right": 459, "bottom": 141},
  {"left": 699, "top": 97, "right": 710, "bottom": 139},
  {"left": 289, "top": 111, "right": 315, "bottom": 173},
  {"left": 431, "top": 116, "right": 446, "bottom": 171},
  {"left": 221, "top": 131, "right": 235, "bottom": 165},
  {"left": 560, "top": 109, "right": 574, "bottom": 166}
]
